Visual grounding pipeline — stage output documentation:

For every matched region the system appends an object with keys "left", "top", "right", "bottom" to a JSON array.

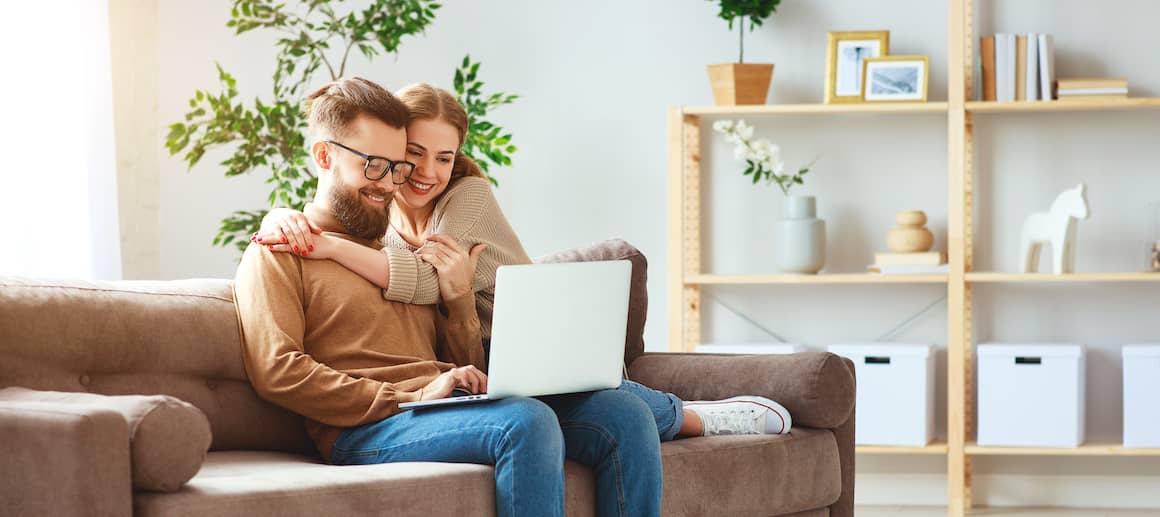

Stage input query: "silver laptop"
[{"left": 399, "top": 260, "right": 631, "bottom": 410}]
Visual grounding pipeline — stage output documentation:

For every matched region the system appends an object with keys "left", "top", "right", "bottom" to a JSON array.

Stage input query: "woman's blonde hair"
[{"left": 396, "top": 82, "right": 486, "bottom": 182}]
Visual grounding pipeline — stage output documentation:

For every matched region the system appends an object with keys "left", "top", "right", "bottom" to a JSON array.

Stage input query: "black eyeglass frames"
[{"left": 325, "top": 140, "right": 416, "bottom": 184}]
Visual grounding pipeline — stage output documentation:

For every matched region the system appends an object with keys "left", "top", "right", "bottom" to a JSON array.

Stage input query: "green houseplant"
[
  {"left": 165, "top": 0, "right": 518, "bottom": 253},
  {"left": 705, "top": 0, "right": 782, "bottom": 105}
]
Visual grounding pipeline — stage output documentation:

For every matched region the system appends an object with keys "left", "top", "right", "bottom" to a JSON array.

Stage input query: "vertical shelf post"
[
  {"left": 668, "top": 108, "right": 703, "bottom": 352},
  {"left": 948, "top": 0, "right": 973, "bottom": 515}
]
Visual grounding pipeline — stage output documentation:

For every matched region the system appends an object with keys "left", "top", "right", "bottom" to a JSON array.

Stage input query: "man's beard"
[{"left": 329, "top": 170, "right": 391, "bottom": 241}]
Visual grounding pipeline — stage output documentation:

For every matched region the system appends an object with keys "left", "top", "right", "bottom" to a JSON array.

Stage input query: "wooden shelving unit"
[
  {"left": 966, "top": 97, "right": 1160, "bottom": 113},
  {"left": 667, "top": 1, "right": 1158, "bottom": 515},
  {"left": 859, "top": 442, "right": 950, "bottom": 455},
  {"left": 965, "top": 442, "right": 1160, "bottom": 457},
  {"left": 683, "top": 102, "right": 950, "bottom": 116},
  {"left": 966, "top": 272, "right": 1160, "bottom": 283},
  {"left": 687, "top": 273, "right": 949, "bottom": 285}
]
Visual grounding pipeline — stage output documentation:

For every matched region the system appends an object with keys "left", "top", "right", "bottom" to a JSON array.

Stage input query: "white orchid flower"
[
  {"left": 745, "top": 139, "right": 768, "bottom": 162},
  {"left": 735, "top": 120, "right": 754, "bottom": 140},
  {"left": 734, "top": 144, "right": 750, "bottom": 161},
  {"left": 714, "top": 117, "right": 814, "bottom": 194},
  {"left": 771, "top": 158, "right": 787, "bottom": 177}
]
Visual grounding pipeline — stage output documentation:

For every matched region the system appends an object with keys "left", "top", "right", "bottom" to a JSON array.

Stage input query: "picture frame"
[
  {"left": 825, "top": 30, "right": 890, "bottom": 104},
  {"left": 862, "top": 55, "right": 930, "bottom": 102}
]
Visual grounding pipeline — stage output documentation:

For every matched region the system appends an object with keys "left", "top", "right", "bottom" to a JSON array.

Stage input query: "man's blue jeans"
[
  {"left": 330, "top": 384, "right": 669, "bottom": 517},
  {"left": 479, "top": 339, "right": 686, "bottom": 440}
]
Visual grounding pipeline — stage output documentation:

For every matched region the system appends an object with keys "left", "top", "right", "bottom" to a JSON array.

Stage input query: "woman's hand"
[
  {"left": 416, "top": 234, "right": 487, "bottom": 301},
  {"left": 264, "top": 233, "right": 339, "bottom": 260},
  {"left": 253, "top": 208, "right": 322, "bottom": 257},
  {"left": 420, "top": 365, "right": 488, "bottom": 400}
]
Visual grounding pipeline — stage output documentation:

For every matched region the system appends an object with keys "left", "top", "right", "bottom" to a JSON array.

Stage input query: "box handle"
[
  {"left": 865, "top": 356, "right": 891, "bottom": 364},
  {"left": 1014, "top": 356, "right": 1042, "bottom": 365}
]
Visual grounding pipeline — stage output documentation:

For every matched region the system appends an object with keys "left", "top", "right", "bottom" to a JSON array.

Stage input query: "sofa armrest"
[
  {"left": 0, "top": 402, "right": 133, "bottom": 517},
  {"left": 628, "top": 351, "right": 855, "bottom": 429}
]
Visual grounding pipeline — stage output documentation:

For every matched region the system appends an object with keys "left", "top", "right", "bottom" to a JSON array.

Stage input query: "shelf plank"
[
  {"left": 967, "top": 97, "right": 1160, "bottom": 113},
  {"left": 966, "top": 441, "right": 1160, "bottom": 456},
  {"left": 685, "top": 273, "right": 948, "bottom": 285},
  {"left": 682, "top": 102, "right": 949, "bottom": 116},
  {"left": 858, "top": 442, "right": 949, "bottom": 455},
  {"left": 966, "top": 272, "right": 1160, "bottom": 283}
]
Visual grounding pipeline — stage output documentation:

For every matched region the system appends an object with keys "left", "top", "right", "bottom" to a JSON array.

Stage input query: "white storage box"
[
  {"left": 696, "top": 343, "right": 802, "bottom": 354},
  {"left": 826, "top": 344, "right": 934, "bottom": 446},
  {"left": 1122, "top": 345, "right": 1160, "bottom": 448},
  {"left": 977, "top": 344, "right": 1085, "bottom": 448}
]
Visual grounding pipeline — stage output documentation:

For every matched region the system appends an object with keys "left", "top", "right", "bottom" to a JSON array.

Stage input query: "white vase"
[{"left": 774, "top": 195, "right": 826, "bottom": 274}]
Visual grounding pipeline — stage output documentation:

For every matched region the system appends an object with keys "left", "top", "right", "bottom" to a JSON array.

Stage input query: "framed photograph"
[
  {"left": 862, "top": 55, "right": 930, "bottom": 102},
  {"left": 825, "top": 30, "right": 890, "bottom": 104}
]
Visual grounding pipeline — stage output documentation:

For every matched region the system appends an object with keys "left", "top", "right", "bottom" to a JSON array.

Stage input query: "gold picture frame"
[
  {"left": 861, "top": 55, "right": 930, "bottom": 102},
  {"left": 825, "top": 30, "right": 890, "bottom": 104}
]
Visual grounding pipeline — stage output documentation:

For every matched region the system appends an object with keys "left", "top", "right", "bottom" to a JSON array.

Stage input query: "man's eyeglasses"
[{"left": 326, "top": 140, "right": 416, "bottom": 184}]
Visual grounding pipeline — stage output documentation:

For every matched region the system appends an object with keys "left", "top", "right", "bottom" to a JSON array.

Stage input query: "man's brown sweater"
[{"left": 234, "top": 203, "right": 484, "bottom": 460}]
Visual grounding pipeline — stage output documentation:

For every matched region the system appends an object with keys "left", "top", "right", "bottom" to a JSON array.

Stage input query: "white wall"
[{"left": 145, "top": 0, "right": 1160, "bottom": 507}]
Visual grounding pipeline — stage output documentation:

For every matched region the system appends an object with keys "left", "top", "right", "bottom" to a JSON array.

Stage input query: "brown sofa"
[{"left": 0, "top": 240, "right": 855, "bottom": 517}]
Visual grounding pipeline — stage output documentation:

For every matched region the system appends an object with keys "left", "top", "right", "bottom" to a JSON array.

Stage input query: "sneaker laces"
[{"left": 698, "top": 406, "right": 763, "bottom": 435}]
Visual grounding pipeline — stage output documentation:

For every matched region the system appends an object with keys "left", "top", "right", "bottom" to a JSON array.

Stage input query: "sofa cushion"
[
  {"left": 660, "top": 428, "right": 842, "bottom": 516},
  {"left": 535, "top": 239, "right": 648, "bottom": 367},
  {"left": 135, "top": 452, "right": 598, "bottom": 517},
  {"left": 0, "top": 387, "right": 211, "bottom": 492},
  {"left": 134, "top": 428, "right": 839, "bottom": 517},
  {"left": 134, "top": 451, "right": 497, "bottom": 517}
]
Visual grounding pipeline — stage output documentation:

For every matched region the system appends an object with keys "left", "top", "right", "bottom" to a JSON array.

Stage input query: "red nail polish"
[
  {"left": 268, "top": 245, "right": 274, "bottom": 250},
  {"left": 308, "top": 245, "right": 314, "bottom": 252},
  {"left": 293, "top": 246, "right": 299, "bottom": 252}
]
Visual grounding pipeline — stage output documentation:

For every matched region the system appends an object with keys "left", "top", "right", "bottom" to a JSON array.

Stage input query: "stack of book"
[
  {"left": 979, "top": 33, "right": 1055, "bottom": 102},
  {"left": 1056, "top": 77, "right": 1128, "bottom": 101},
  {"left": 868, "top": 251, "right": 948, "bottom": 275}
]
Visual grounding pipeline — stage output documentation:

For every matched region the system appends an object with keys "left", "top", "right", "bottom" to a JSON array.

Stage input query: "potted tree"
[
  {"left": 164, "top": 1, "right": 519, "bottom": 253},
  {"left": 706, "top": 0, "right": 782, "bottom": 105}
]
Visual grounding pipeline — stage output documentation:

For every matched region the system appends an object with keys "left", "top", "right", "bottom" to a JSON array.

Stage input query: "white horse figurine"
[{"left": 1019, "top": 184, "right": 1090, "bottom": 274}]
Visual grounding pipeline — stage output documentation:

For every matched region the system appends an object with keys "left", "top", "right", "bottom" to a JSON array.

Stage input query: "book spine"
[
  {"left": 996, "top": 34, "right": 1011, "bottom": 101},
  {"left": 1038, "top": 33, "right": 1054, "bottom": 100},
  {"left": 981, "top": 35, "right": 996, "bottom": 101},
  {"left": 1025, "top": 33, "right": 1039, "bottom": 101},
  {"left": 1057, "top": 88, "right": 1129, "bottom": 95},
  {"left": 1057, "top": 94, "right": 1129, "bottom": 101},
  {"left": 1015, "top": 35, "right": 1027, "bottom": 101},
  {"left": 1056, "top": 80, "right": 1129, "bottom": 89}
]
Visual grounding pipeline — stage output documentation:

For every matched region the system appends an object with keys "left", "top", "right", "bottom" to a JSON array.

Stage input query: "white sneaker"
[{"left": 684, "top": 396, "right": 792, "bottom": 436}]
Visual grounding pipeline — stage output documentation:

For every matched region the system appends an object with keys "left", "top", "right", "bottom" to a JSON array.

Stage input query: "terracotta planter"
[{"left": 706, "top": 63, "right": 774, "bottom": 106}]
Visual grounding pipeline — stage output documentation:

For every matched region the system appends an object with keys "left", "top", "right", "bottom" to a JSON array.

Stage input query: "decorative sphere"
[{"left": 887, "top": 210, "right": 934, "bottom": 252}]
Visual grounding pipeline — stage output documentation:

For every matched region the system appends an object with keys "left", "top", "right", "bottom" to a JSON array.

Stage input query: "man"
[{"left": 234, "top": 77, "right": 662, "bottom": 517}]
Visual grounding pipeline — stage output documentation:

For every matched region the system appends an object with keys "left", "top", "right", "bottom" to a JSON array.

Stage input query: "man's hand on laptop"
[{"left": 420, "top": 365, "right": 489, "bottom": 400}]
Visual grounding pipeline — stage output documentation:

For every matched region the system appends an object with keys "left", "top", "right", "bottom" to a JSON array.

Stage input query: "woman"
[{"left": 255, "top": 82, "right": 791, "bottom": 440}]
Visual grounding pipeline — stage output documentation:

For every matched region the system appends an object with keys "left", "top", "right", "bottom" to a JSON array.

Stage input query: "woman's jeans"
[
  {"left": 331, "top": 388, "right": 665, "bottom": 517},
  {"left": 616, "top": 379, "right": 686, "bottom": 441}
]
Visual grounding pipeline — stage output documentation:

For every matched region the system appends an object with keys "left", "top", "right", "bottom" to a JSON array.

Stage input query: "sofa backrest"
[
  {"left": 0, "top": 240, "right": 649, "bottom": 456},
  {"left": 534, "top": 239, "right": 649, "bottom": 368},
  {"left": 0, "top": 277, "right": 314, "bottom": 455}
]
